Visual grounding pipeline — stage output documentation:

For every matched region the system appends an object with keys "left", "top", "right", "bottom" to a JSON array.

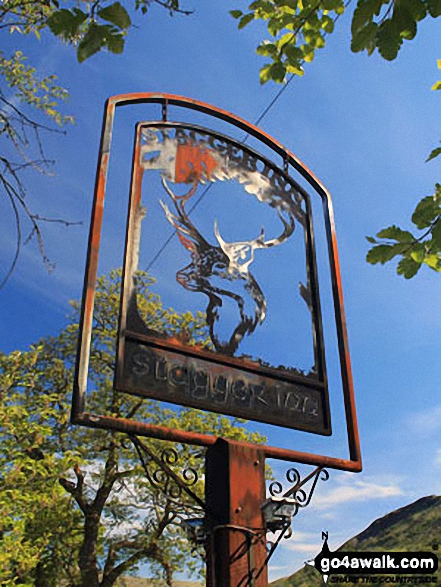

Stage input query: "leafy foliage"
[
  {"left": 231, "top": 0, "right": 345, "bottom": 83},
  {"left": 366, "top": 63, "right": 441, "bottom": 278},
  {"left": 0, "top": 51, "right": 72, "bottom": 126},
  {"left": 0, "top": 270, "right": 265, "bottom": 586},
  {"left": 46, "top": 2, "right": 131, "bottom": 62},
  {"left": 0, "top": 0, "right": 192, "bottom": 288},
  {"left": 0, "top": 48, "right": 76, "bottom": 289},
  {"left": 366, "top": 185, "right": 441, "bottom": 278},
  {"left": 0, "top": 347, "right": 81, "bottom": 586},
  {"left": 232, "top": 0, "right": 441, "bottom": 83},
  {"left": 2, "top": 0, "right": 191, "bottom": 64}
]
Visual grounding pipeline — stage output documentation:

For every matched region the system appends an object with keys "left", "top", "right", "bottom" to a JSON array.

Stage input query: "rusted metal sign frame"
[
  {"left": 115, "top": 120, "right": 330, "bottom": 435},
  {"left": 72, "top": 93, "right": 362, "bottom": 473}
]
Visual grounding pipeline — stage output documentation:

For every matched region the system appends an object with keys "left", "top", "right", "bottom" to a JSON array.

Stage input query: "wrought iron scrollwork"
[
  {"left": 262, "top": 467, "right": 329, "bottom": 569},
  {"left": 130, "top": 435, "right": 205, "bottom": 511},
  {"left": 129, "top": 435, "right": 207, "bottom": 559},
  {"left": 269, "top": 466, "right": 329, "bottom": 509},
  {"left": 130, "top": 435, "right": 329, "bottom": 574}
]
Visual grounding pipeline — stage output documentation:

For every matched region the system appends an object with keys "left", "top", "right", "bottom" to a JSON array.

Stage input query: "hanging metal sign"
[
  {"left": 115, "top": 121, "right": 330, "bottom": 434},
  {"left": 73, "top": 93, "right": 361, "bottom": 473}
]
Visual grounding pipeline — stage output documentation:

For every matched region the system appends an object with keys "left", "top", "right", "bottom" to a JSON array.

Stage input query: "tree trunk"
[
  {"left": 78, "top": 513, "right": 100, "bottom": 587},
  {"left": 34, "top": 561, "right": 47, "bottom": 587},
  {"left": 165, "top": 563, "right": 174, "bottom": 587}
]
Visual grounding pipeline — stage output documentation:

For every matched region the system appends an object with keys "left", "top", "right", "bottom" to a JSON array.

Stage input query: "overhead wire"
[
  {"left": 144, "top": 2, "right": 349, "bottom": 271},
  {"left": 144, "top": 74, "right": 297, "bottom": 272}
]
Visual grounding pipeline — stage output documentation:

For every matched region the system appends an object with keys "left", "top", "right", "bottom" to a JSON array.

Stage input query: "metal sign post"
[
  {"left": 205, "top": 439, "right": 267, "bottom": 586},
  {"left": 71, "top": 93, "right": 362, "bottom": 586}
]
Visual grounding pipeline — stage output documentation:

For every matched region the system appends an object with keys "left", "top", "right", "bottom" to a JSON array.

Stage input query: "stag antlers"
[
  {"left": 214, "top": 211, "right": 295, "bottom": 277},
  {"left": 159, "top": 175, "right": 296, "bottom": 356}
]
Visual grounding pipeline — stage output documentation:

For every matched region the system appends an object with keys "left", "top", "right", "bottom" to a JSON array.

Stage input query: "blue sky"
[{"left": 1, "top": 1, "right": 441, "bottom": 582}]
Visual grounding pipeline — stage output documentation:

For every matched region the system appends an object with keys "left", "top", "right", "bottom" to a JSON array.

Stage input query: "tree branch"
[{"left": 59, "top": 465, "right": 89, "bottom": 514}]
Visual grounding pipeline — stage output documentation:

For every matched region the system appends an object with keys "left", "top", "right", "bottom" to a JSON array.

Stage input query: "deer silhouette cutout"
[
  {"left": 160, "top": 176, "right": 295, "bottom": 356},
  {"left": 138, "top": 128, "right": 300, "bottom": 356}
]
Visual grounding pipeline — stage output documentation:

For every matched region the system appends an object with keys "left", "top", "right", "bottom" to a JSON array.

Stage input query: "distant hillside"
[{"left": 271, "top": 495, "right": 441, "bottom": 587}]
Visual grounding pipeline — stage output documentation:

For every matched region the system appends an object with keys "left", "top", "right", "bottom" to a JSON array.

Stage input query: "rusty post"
[{"left": 205, "top": 438, "right": 268, "bottom": 587}]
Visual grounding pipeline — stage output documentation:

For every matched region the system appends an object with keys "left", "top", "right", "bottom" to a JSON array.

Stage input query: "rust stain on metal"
[
  {"left": 116, "top": 120, "right": 330, "bottom": 434},
  {"left": 72, "top": 92, "right": 362, "bottom": 474},
  {"left": 206, "top": 439, "right": 268, "bottom": 586}
]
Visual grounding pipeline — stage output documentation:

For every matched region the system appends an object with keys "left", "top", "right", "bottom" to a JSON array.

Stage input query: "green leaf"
[
  {"left": 393, "top": 6, "right": 417, "bottom": 40},
  {"left": 47, "top": 8, "right": 87, "bottom": 39},
  {"left": 77, "top": 24, "right": 107, "bottom": 62},
  {"left": 259, "top": 63, "right": 273, "bottom": 84},
  {"left": 312, "top": 32, "right": 326, "bottom": 48},
  {"left": 366, "top": 236, "right": 377, "bottom": 244},
  {"left": 280, "top": 0, "right": 299, "bottom": 9},
  {"left": 430, "top": 218, "right": 441, "bottom": 248},
  {"left": 230, "top": 10, "right": 243, "bottom": 18},
  {"left": 277, "top": 32, "right": 296, "bottom": 50},
  {"left": 426, "top": 144, "right": 441, "bottom": 161},
  {"left": 302, "top": 46, "right": 315, "bottom": 62},
  {"left": 249, "top": 0, "right": 265, "bottom": 9},
  {"left": 376, "top": 225, "right": 414, "bottom": 242},
  {"left": 351, "top": 21, "right": 378, "bottom": 52},
  {"left": 410, "top": 243, "right": 425, "bottom": 262},
  {"left": 377, "top": 19, "right": 402, "bottom": 60},
  {"left": 304, "top": 29, "right": 317, "bottom": 44},
  {"left": 268, "top": 16, "right": 282, "bottom": 35},
  {"left": 106, "top": 32, "right": 125, "bottom": 54},
  {"left": 402, "top": 0, "right": 427, "bottom": 21},
  {"left": 256, "top": 41, "right": 278, "bottom": 57},
  {"left": 397, "top": 255, "right": 422, "bottom": 278},
  {"left": 98, "top": 2, "right": 131, "bottom": 29},
  {"left": 366, "top": 243, "right": 403, "bottom": 264},
  {"left": 427, "top": 0, "right": 441, "bottom": 16},
  {"left": 305, "top": 11, "right": 321, "bottom": 27},
  {"left": 351, "top": 0, "right": 383, "bottom": 34},
  {"left": 322, "top": 0, "right": 344, "bottom": 10},
  {"left": 321, "top": 15, "right": 335, "bottom": 33},
  {"left": 284, "top": 44, "right": 303, "bottom": 62},
  {"left": 286, "top": 62, "right": 305, "bottom": 74},
  {"left": 423, "top": 253, "right": 441, "bottom": 270},
  {"left": 238, "top": 13, "right": 254, "bottom": 29},
  {"left": 268, "top": 61, "right": 287, "bottom": 82},
  {"left": 412, "top": 195, "right": 441, "bottom": 229}
]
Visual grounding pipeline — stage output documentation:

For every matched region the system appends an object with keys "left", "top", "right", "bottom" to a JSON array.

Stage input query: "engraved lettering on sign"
[
  {"left": 232, "top": 379, "right": 250, "bottom": 406},
  {"left": 190, "top": 368, "right": 209, "bottom": 399},
  {"left": 212, "top": 375, "right": 228, "bottom": 403},
  {"left": 155, "top": 357, "right": 168, "bottom": 381},
  {"left": 250, "top": 384, "right": 268, "bottom": 406},
  {"left": 305, "top": 397, "right": 319, "bottom": 417},
  {"left": 285, "top": 391, "right": 303, "bottom": 411},
  {"left": 126, "top": 343, "right": 322, "bottom": 428},
  {"left": 169, "top": 365, "right": 188, "bottom": 387},
  {"left": 131, "top": 348, "right": 154, "bottom": 377}
]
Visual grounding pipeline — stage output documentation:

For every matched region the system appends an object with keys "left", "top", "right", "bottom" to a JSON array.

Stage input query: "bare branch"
[{"left": 0, "top": 173, "right": 21, "bottom": 289}]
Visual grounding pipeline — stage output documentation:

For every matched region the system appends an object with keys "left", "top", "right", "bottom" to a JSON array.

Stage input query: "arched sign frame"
[{"left": 72, "top": 93, "right": 361, "bottom": 473}]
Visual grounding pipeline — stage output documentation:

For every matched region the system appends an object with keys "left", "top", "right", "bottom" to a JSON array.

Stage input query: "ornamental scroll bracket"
[
  {"left": 259, "top": 466, "right": 330, "bottom": 572},
  {"left": 129, "top": 435, "right": 207, "bottom": 558},
  {"left": 129, "top": 434, "right": 329, "bottom": 572},
  {"left": 129, "top": 435, "right": 205, "bottom": 511}
]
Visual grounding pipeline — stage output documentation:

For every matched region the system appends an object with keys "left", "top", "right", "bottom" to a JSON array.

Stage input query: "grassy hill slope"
[{"left": 271, "top": 495, "right": 441, "bottom": 586}]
